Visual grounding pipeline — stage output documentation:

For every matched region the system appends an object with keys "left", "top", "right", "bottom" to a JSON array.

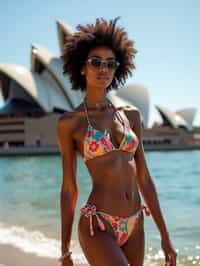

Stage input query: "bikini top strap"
[
  {"left": 84, "top": 97, "right": 128, "bottom": 128},
  {"left": 83, "top": 99, "right": 92, "bottom": 127},
  {"left": 107, "top": 98, "right": 126, "bottom": 127},
  {"left": 118, "top": 109, "right": 130, "bottom": 128},
  {"left": 108, "top": 99, "right": 130, "bottom": 127}
]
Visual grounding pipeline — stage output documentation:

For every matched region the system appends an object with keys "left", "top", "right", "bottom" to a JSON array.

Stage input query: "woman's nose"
[{"left": 99, "top": 65, "right": 108, "bottom": 72}]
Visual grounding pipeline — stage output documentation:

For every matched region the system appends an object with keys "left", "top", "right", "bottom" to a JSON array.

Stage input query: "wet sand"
[{"left": 0, "top": 243, "right": 88, "bottom": 266}]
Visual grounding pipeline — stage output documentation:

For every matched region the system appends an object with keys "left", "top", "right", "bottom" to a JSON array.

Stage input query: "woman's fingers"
[
  {"left": 161, "top": 237, "right": 177, "bottom": 266},
  {"left": 170, "top": 251, "right": 177, "bottom": 266},
  {"left": 165, "top": 252, "right": 177, "bottom": 266}
]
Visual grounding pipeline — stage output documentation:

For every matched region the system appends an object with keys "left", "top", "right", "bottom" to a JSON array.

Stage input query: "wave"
[
  {"left": 0, "top": 221, "right": 199, "bottom": 266},
  {"left": 0, "top": 221, "right": 87, "bottom": 264}
]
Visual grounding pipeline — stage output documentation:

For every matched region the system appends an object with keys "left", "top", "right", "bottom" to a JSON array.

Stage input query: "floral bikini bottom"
[{"left": 80, "top": 203, "right": 151, "bottom": 247}]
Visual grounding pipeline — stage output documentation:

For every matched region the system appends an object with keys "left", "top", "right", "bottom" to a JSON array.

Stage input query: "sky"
[{"left": 0, "top": 0, "right": 199, "bottom": 127}]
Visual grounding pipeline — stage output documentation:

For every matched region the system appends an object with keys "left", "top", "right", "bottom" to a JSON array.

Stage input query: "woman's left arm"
[{"left": 126, "top": 107, "right": 177, "bottom": 266}]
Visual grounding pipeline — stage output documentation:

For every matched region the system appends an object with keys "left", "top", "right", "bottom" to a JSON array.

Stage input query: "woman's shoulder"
[
  {"left": 57, "top": 103, "right": 86, "bottom": 132},
  {"left": 117, "top": 105, "right": 141, "bottom": 128},
  {"left": 116, "top": 104, "right": 139, "bottom": 117},
  {"left": 122, "top": 105, "right": 140, "bottom": 115}
]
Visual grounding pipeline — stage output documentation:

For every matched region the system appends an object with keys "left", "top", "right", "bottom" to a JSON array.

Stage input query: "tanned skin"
[{"left": 57, "top": 45, "right": 177, "bottom": 266}]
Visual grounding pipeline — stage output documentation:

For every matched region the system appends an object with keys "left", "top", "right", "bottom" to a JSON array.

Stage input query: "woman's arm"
[
  {"left": 126, "top": 107, "right": 177, "bottom": 266},
  {"left": 133, "top": 109, "right": 169, "bottom": 238},
  {"left": 57, "top": 114, "right": 78, "bottom": 264}
]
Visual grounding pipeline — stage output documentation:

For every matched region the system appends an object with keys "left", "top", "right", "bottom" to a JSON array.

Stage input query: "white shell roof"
[
  {"left": 116, "top": 83, "right": 150, "bottom": 127},
  {"left": 2, "top": 17, "right": 198, "bottom": 131},
  {"left": 56, "top": 20, "right": 74, "bottom": 53},
  {"left": 31, "top": 44, "right": 83, "bottom": 108},
  {"left": 0, "top": 64, "right": 70, "bottom": 112},
  {"left": 155, "top": 105, "right": 189, "bottom": 129},
  {"left": 108, "top": 92, "right": 148, "bottom": 125},
  {"left": 175, "top": 108, "right": 197, "bottom": 131},
  {"left": 108, "top": 93, "right": 138, "bottom": 109}
]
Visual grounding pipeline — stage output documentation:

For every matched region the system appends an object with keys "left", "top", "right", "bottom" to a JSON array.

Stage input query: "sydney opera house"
[{"left": 0, "top": 20, "right": 200, "bottom": 155}]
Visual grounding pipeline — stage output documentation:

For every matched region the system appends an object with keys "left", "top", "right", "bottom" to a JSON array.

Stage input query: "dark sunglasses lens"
[
  {"left": 107, "top": 60, "right": 118, "bottom": 69},
  {"left": 91, "top": 58, "right": 101, "bottom": 67}
]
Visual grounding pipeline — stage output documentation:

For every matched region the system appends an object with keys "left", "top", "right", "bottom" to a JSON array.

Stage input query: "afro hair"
[{"left": 61, "top": 17, "right": 137, "bottom": 91}]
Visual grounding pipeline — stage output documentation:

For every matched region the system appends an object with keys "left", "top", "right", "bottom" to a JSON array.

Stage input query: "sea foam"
[{"left": 0, "top": 221, "right": 87, "bottom": 263}]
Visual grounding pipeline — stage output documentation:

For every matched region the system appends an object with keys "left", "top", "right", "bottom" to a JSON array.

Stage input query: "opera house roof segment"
[
  {"left": 56, "top": 20, "right": 74, "bottom": 53},
  {"left": 175, "top": 108, "right": 197, "bottom": 131},
  {"left": 31, "top": 44, "right": 83, "bottom": 109},
  {"left": 155, "top": 105, "right": 191, "bottom": 130},
  {"left": 1, "top": 18, "right": 198, "bottom": 131},
  {"left": 116, "top": 84, "right": 150, "bottom": 127},
  {"left": 108, "top": 93, "right": 146, "bottom": 127},
  {"left": 0, "top": 64, "right": 70, "bottom": 113},
  {"left": 108, "top": 92, "right": 137, "bottom": 108}
]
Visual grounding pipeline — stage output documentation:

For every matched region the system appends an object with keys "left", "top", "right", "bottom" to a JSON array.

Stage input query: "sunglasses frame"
[{"left": 86, "top": 57, "right": 120, "bottom": 70}]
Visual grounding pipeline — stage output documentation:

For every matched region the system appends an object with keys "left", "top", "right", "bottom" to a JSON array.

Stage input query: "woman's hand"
[
  {"left": 61, "top": 256, "right": 74, "bottom": 266},
  {"left": 161, "top": 236, "right": 177, "bottom": 266}
]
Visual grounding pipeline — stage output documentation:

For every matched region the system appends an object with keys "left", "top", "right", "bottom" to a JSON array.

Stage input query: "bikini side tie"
[
  {"left": 80, "top": 204, "right": 106, "bottom": 236},
  {"left": 141, "top": 204, "right": 151, "bottom": 216},
  {"left": 80, "top": 203, "right": 151, "bottom": 237}
]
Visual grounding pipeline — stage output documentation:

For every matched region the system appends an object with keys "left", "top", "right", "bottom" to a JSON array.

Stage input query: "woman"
[{"left": 57, "top": 17, "right": 177, "bottom": 266}]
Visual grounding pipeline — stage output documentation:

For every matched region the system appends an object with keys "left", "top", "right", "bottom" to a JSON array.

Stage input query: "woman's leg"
[
  {"left": 121, "top": 214, "right": 145, "bottom": 266},
  {"left": 78, "top": 215, "right": 128, "bottom": 266}
]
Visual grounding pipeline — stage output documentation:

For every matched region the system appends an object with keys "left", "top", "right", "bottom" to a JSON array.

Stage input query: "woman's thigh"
[
  {"left": 122, "top": 216, "right": 145, "bottom": 266},
  {"left": 78, "top": 216, "right": 128, "bottom": 266}
]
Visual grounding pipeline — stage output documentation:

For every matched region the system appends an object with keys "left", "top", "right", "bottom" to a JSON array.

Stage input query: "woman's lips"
[{"left": 96, "top": 75, "right": 109, "bottom": 80}]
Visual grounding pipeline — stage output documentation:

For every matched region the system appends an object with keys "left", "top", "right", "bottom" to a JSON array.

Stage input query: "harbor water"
[{"left": 0, "top": 150, "right": 200, "bottom": 265}]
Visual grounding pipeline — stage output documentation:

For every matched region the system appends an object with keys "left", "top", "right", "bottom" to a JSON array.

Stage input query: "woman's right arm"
[{"left": 57, "top": 114, "right": 78, "bottom": 264}]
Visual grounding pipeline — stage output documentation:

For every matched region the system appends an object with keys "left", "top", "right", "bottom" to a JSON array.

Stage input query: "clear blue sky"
[{"left": 0, "top": 0, "right": 199, "bottom": 127}]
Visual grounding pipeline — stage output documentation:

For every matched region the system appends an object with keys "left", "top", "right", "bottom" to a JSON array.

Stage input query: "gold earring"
[{"left": 81, "top": 71, "right": 85, "bottom": 75}]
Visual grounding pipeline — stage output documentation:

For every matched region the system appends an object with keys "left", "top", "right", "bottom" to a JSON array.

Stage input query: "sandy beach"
[{"left": 0, "top": 244, "right": 88, "bottom": 266}]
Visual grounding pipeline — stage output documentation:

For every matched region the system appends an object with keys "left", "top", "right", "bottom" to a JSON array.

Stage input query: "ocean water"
[{"left": 0, "top": 151, "right": 200, "bottom": 265}]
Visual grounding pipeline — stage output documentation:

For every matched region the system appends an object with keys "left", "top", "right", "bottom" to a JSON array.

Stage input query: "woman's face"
[{"left": 82, "top": 45, "right": 118, "bottom": 91}]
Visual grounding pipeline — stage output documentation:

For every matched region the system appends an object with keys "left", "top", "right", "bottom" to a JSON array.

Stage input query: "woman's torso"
[{"left": 71, "top": 103, "right": 141, "bottom": 216}]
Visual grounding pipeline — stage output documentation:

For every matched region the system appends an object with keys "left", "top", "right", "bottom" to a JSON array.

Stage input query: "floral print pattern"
[
  {"left": 98, "top": 213, "right": 136, "bottom": 246},
  {"left": 89, "top": 141, "right": 99, "bottom": 152},
  {"left": 81, "top": 203, "right": 150, "bottom": 247},
  {"left": 84, "top": 121, "right": 139, "bottom": 162}
]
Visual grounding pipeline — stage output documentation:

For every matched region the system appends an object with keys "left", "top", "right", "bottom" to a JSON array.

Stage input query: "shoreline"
[
  {"left": 0, "top": 243, "right": 88, "bottom": 266},
  {"left": 0, "top": 144, "right": 200, "bottom": 156}
]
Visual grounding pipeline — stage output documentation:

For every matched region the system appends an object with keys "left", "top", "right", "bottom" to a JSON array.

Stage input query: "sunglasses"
[{"left": 86, "top": 57, "right": 120, "bottom": 70}]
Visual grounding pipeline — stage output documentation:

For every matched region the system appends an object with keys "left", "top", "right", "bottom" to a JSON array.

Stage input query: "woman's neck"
[{"left": 85, "top": 87, "right": 107, "bottom": 108}]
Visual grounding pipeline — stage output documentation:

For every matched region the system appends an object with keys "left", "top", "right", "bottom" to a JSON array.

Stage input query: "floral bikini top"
[{"left": 83, "top": 102, "right": 139, "bottom": 162}]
